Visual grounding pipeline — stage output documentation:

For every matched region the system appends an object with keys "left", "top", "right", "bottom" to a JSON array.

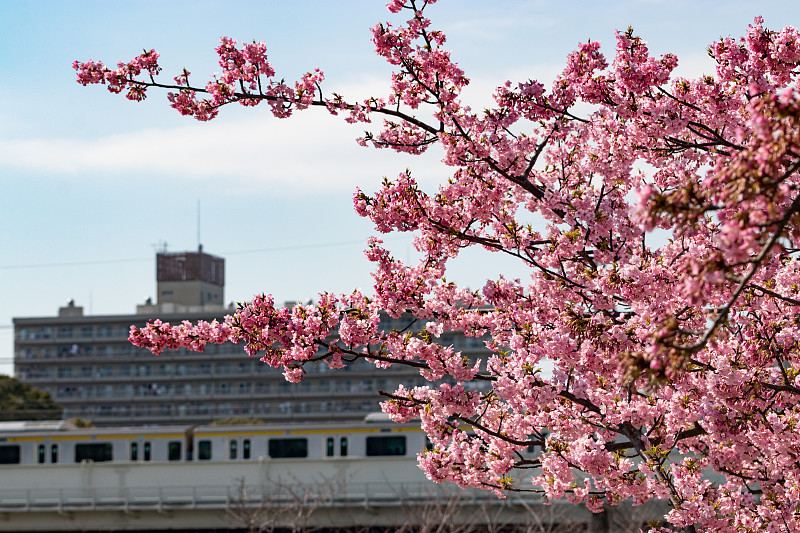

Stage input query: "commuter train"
[{"left": 0, "top": 416, "right": 427, "bottom": 467}]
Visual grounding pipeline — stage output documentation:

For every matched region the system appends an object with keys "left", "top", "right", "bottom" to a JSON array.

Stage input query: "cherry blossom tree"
[{"left": 75, "top": 1, "right": 800, "bottom": 531}]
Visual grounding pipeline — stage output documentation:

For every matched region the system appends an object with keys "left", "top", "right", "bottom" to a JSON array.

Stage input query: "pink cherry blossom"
[{"left": 80, "top": 4, "right": 800, "bottom": 531}]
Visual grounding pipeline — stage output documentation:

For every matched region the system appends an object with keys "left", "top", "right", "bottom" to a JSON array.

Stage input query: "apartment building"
[{"left": 13, "top": 248, "right": 489, "bottom": 426}]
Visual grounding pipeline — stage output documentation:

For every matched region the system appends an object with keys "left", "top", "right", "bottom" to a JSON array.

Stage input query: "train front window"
[
  {"left": 0, "top": 445, "right": 20, "bottom": 464},
  {"left": 268, "top": 438, "right": 308, "bottom": 458},
  {"left": 198, "top": 440, "right": 212, "bottom": 461},
  {"left": 366, "top": 436, "right": 406, "bottom": 456},
  {"left": 75, "top": 443, "right": 113, "bottom": 463},
  {"left": 168, "top": 441, "right": 182, "bottom": 461}
]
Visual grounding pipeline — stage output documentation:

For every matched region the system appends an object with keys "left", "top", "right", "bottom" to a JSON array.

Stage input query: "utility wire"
[{"left": 0, "top": 237, "right": 409, "bottom": 271}]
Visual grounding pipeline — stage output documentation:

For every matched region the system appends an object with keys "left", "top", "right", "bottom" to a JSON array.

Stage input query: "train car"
[
  {"left": 0, "top": 418, "right": 428, "bottom": 467},
  {"left": 0, "top": 422, "right": 194, "bottom": 466},
  {"left": 192, "top": 420, "right": 423, "bottom": 462}
]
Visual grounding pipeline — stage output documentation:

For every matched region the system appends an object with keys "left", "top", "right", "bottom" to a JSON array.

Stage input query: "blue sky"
[{"left": 1, "top": 0, "right": 799, "bottom": 375}]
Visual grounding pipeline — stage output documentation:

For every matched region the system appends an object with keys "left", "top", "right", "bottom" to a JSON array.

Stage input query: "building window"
[
  {"left": 25, "top": 327, "right": 53, "bottom": 340},
  {"left": 57, "top": 386, "right": 77, "bottom": 397},
  {"left": 96, "top": 345, "right": 112, "bottom": 357}
]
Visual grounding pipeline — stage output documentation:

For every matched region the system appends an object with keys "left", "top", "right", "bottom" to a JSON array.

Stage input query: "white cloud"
[
  {"left": 3, "top": 52, "right": 719, "bottom": 196},
  {"left": 0, "top": 99, "right": 452, "bottom": 194}
]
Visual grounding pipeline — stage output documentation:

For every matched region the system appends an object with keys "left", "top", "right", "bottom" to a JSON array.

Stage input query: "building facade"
[{"left": 14, "top": 248, "right": 489, "bottom": 426}]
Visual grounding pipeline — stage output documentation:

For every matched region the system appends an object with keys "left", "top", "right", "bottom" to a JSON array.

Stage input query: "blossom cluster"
[{"left": 84, "top": 3, "right": 800, "bottom": 531}]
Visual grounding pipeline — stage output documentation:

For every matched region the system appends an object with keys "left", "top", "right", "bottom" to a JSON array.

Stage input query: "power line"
[
  {"left": 0, "top": 257, "right": 151, "bottom": 270},
  {"left": 0, "top": 237, "right": 407, "bottom": 271},
  {"left": 222, "top": 238, "right": 377, "bottom": 256}
]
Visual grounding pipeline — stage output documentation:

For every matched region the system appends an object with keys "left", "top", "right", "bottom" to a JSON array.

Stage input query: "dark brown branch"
[{"left": 675, "top": 189, "right": 800, "bottom": 354}]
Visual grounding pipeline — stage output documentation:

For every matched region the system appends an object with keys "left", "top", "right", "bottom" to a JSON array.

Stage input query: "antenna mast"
[{"left": 197, "top": 199, "right": 201, "bottom": 251}]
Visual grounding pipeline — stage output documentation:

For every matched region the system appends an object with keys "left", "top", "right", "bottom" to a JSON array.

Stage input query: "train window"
[
  {"left": 243, "top": 439, "right": 251, "bottom": 460},
  {"left": 326, "top": 437, "right": 334, "bottom": 457},
  {"left": 366, "top": 436, "right": 406, "bottom": 456},
  {"left": 75, "top": 443, "right": 113, "bottom": 463},
  {"left": 229, "top": 440, "right": 237, "bottom": 460},
  {"left": 340, "top": 437, "right": 348, "bottom": 457},
  {"left": 168, "top": 441, "right": 182, "bottom": 461},
  {"left": 144, "top": 442, "right": 151, "bottom": 461},
  {"left": 268, "top": 438, "right": 308, "bottom": 458},
  {"left": 130, "top": 442, "right": 138, "bottom": 461},
  {"left": 51, "top": 444, "right": 58, "bottom": 463},
  {"left": 38, "top": 444, "right": 45, "bottom": 464},
  {"left": 198, "top": 440, "right": 212, "bottom": 461},
  {"left": 0, "top": 445, "right": 20, "bottom": 464}
]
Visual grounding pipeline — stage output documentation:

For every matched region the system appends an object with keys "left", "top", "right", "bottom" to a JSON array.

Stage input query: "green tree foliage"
[
  {"left": 0, "top": 376, "right": 62, "bottom": 421},
  {"left": 67, "top": 417, "right": 95, "bottom": 428},
  {"left": 211, "top": 417, "right": 264, "bottom": 426}
]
